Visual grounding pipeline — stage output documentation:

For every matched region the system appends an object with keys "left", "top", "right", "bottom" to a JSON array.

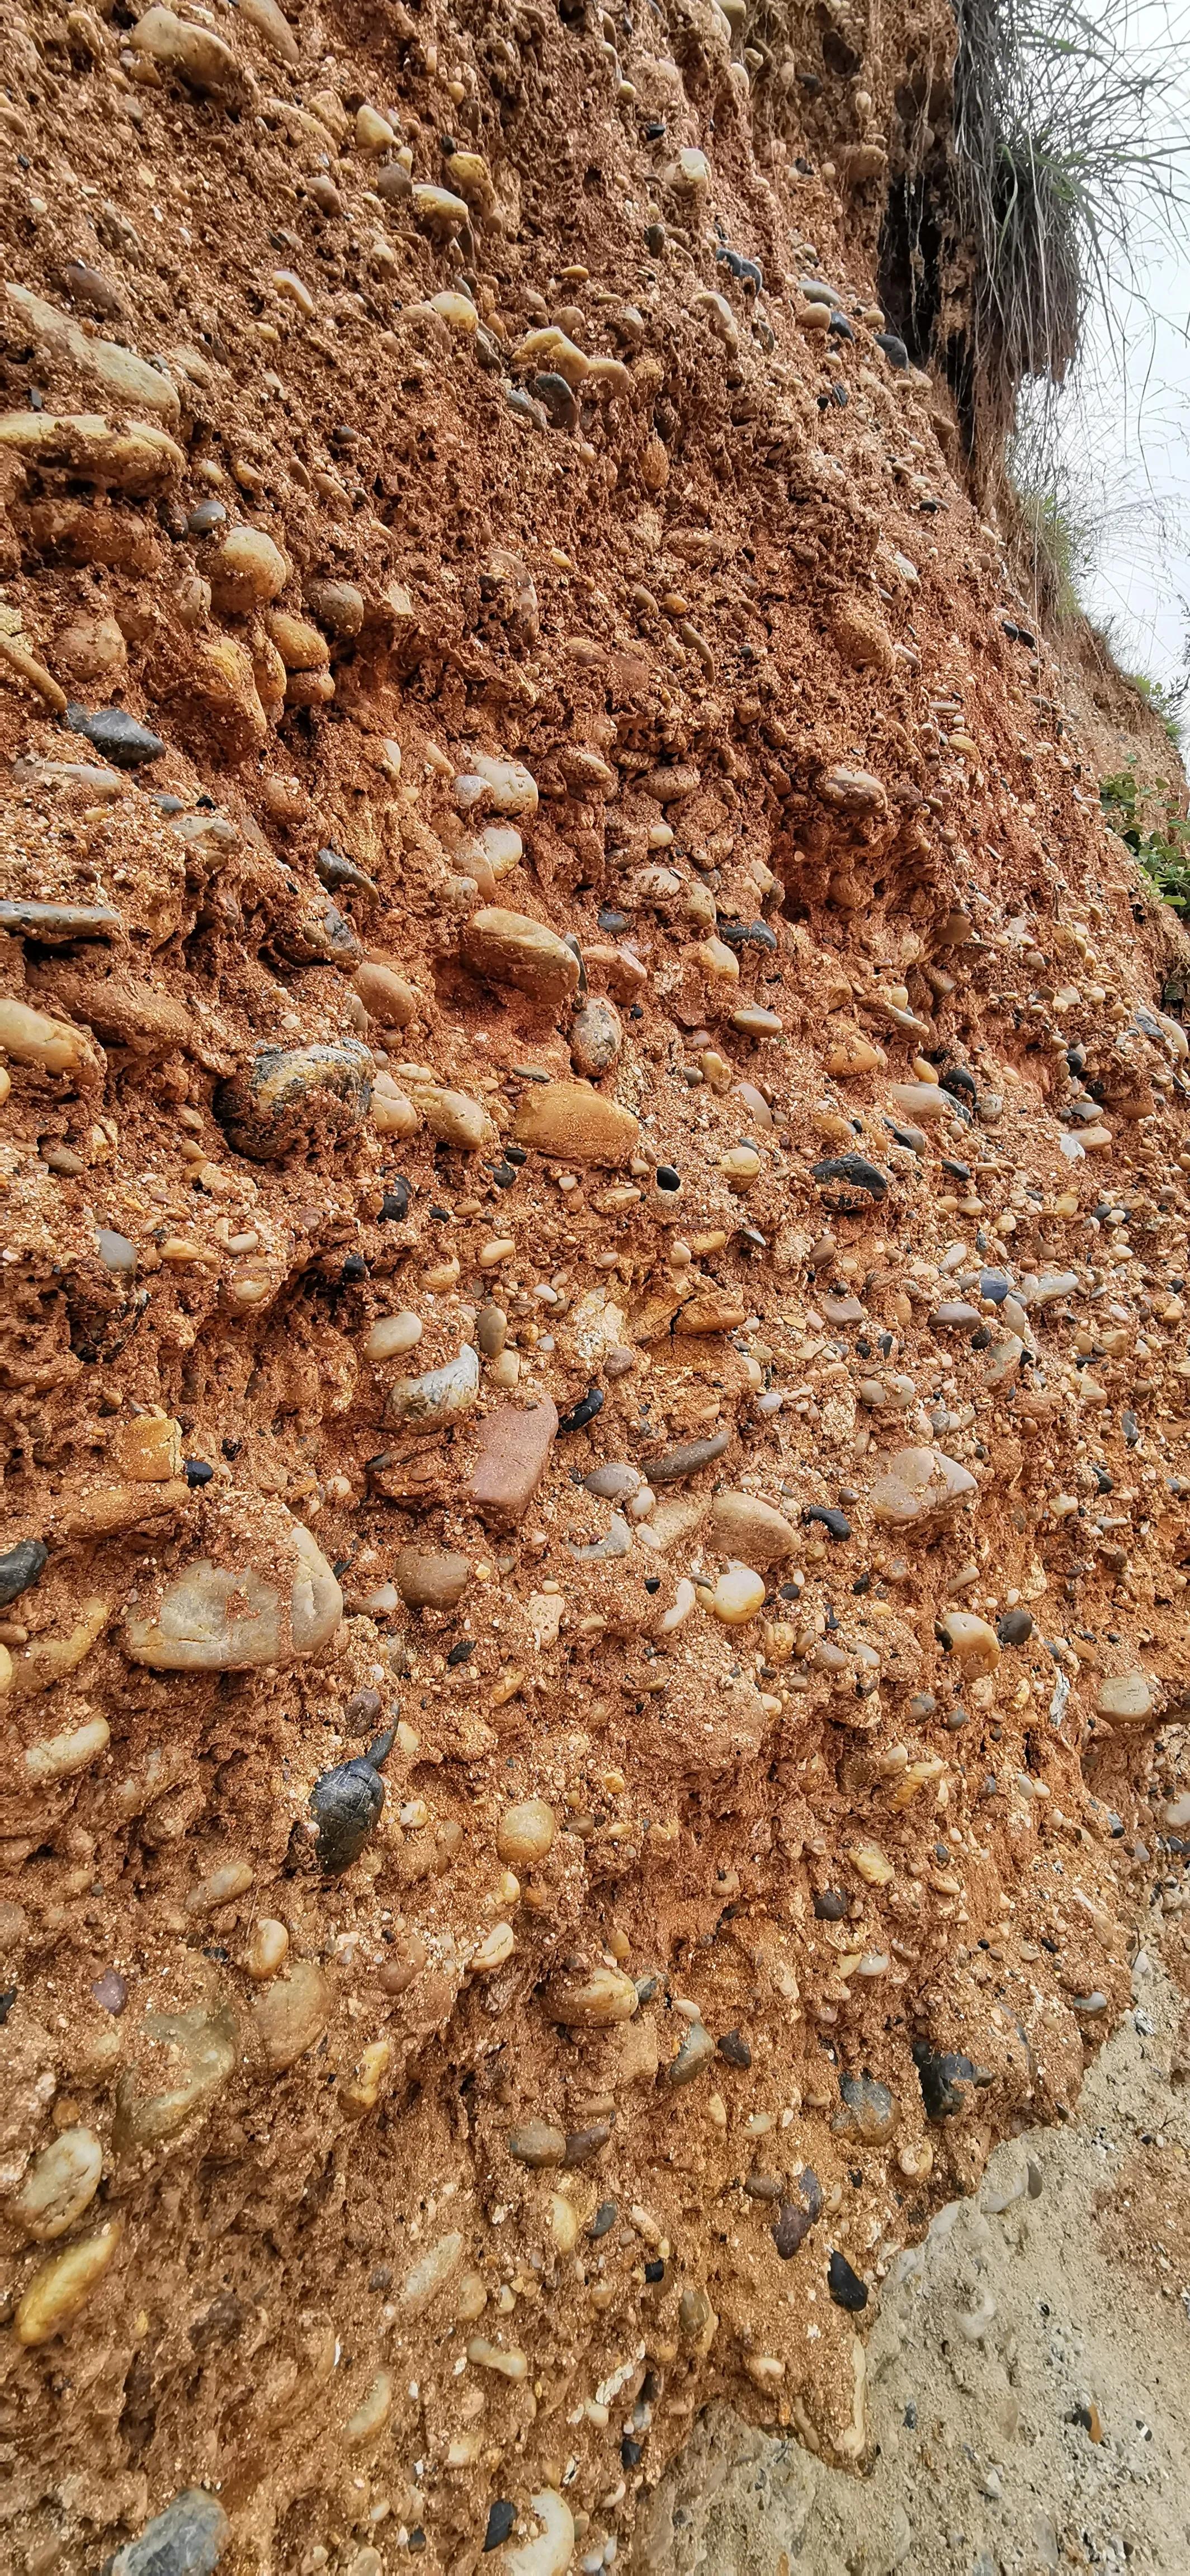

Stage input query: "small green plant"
[
  {"left": 1101, "top": 760, "right": 1190, "bottom": 908},
  {"left": 1124, "top": 670, "right": 1188, "bottom": 752}
]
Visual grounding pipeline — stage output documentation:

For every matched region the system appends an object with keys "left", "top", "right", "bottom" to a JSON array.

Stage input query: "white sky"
[{"left": 1061, "top": 1, "right": 1190, "bottom": 683}]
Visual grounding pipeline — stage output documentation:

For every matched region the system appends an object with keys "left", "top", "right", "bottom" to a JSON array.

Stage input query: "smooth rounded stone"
[
  {"left": 59, "top": 698, "right": 164, "bottom": 771},
  {"left": 570, "top": 996, "right": 623, "bottom": 1077},
  {"left": 814, "top": 1888, "right": 847, "bottom": 1920},
  {"left": 365, "top": 1310, "right": 422, "bottom": 1362},
  {"left": 309, "top": 1726, "right": 394, "bottom": 1875},
  {"left": 932, "top": 1300, "right": 980, "bottom": 1328},
  {"left": 131, "top": 3, "right": 243, "bottom": 89},
  {"left": 354, "top": 962, "right": 415, "bottom": 1027},
  {"left": 820, "top": 1292, "right": 864, "bottom": 1325},
  {"left": 124, "top": 1522, "right": 341, "bottom": 1670},
  {"left": 455, "top": 752, "right": 539, "bottom": 816},
  {"left": 462, "top": 908, "right": 580, "bottom": 1008},
  {"left": 871, "top": 1446, "right": 978, "bottom": 1528},
  {"left": 1097, "top": 1671, "right": 1154, "bottom": 1722},
  {"left": 1032, "top": 1269, "right": 1079, "bottom": 1306},
  {"left": 997, "top": 1606, "right": 1033, "bottom": 1646},
  {"left": 394, "top": 1547, "right": 471, "bottom": 1611},
  {"left": 495, "top": 2492, "right": 573, "bottom": 2576},
  {"left": 205, "top": 524, "right": 288, "bottom": 612},
  {"left": 497, "top": 1799, "right": 556, "bottom": 1865},
  {"left": 833, "top": 2073, "right": 897, "bottom": 2142},
  {"left": 304, "top": 575, "right": 364, "bottom": 638},
  {"left": 979, "top": 1269, "right": 1013, "bottom": 1303},
  {"left": 668, "top": 2021, "right": 715, "bottom": 2085},
  {"left": 477, "top": 1303, "right": 508, "bottom": 1360},
  {"left": 0, "top": 1538, "right": 48, "bottom": 1608},
  {"left": 252, "top": 1960, "right": 333, "bottom": 2070},
  {"left": 0, "top": 897, "right": 122, "bottom": 945},
  {"left": 15, "top": 2222, "right": 123, "bottom": 2346},
  {"left": 546, "top": 1968, "right": 639, "bottom": 2026},
  {"left": 508, "top": 2120, "right": 566, "bottom": 2168},
  {"left": 470, "top": 1398, "right": 559, "bottom": 1526},
  {"left": 938, "top": 1611, "right": 1000, "bottom": 1676},
  {"left": 584, "top": 1461, "right": 641, "bottom": 1500},
  {"left": 802, "top": 1504, "right": 852, "bottom": 1541},
  {"left": 887, "top": 1079, "right": 953, "bottom": 1121},
  {"left": 0, "top": 408, "right": 185, "bottom": 493},
  {"left": 513, "top": 1081, "right": 639, "bottom": 1167},
  {"left": 5, "top": 282, "right": 179, "bottom": 419},
  {"left": 266, "top": 608, "right": 329, "bottom": 673},
  {"left": 114, "top": 2006, "right": 238, "bottom": 2150},
  {"left": 0, "top": 996, "right": 103, "bottom": 1087},
  {"left": 827, "top": 2250, "right": 868, "bottom": 2312},
  {"left": 12, "top": 2127, "right": 103, "bottom": 2242},
  {"left": 214, "top": 1041, "right": 372, "bottom": 1162},
  {"left": 102, "top": 2489, "right": 230, "bottom": 2576},
  {"left": 709, "top": 1565, "right": 766, "bottom": 1624},
  {"left": 400, "top": 2231, "right": 465, "bottom": 2321},
  {"left": 644, "top": 1428, "right": 731, "bottom": 1486},
  {"left": 708, "top": 1491, "right": 797, "bottom": 1565},
  {"left": 386, "top": 1343, "right": 480, "bottom": 1427},
  {"left": 413, "top": 1084, "right": 489, "bottom": 1149},
  {"left": 812, "top": 1153, "right": 888, "bottom": 1210},
  {"left": 730, "top": 1004, "right": 783, "bottom": 1038}
]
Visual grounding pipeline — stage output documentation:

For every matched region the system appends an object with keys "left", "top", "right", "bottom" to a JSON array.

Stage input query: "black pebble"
[
  {"left": 341, "top": 1253, "right": 367, "bottom": 1284},
  {"left": 997, "top": 1606, "right": 1033, "bottom": 1646},
  {"left": 64, "top": 703, "right": 165, "bottom": 766},
  {"left": 589, "top": 2199, "right": 618, "bottom": 2239},
  {"left": 941, "top": 1156, "right": 970, "bottom": 1182},
  {"left": 183, "top": 1460, "right": 214, "bottom": 1489},
  {"left": 379, "top": 1179, "right": 410, "bottom": 1221},
  {"left": 533, "top": 370, "right": 579, "bottom": 431},
  {"left": 309, "top": 1727, "right": 395, "bottom": 1876},
  {"left": 875, "top": 329, "right": 909, "bottom": 368},
  {"left": 812, "top": 1152, "right": 887, "bottom": 1208},
  {"left": 913, "top": 2040, "right": 991, "bottom": 2120},
  {"left": 802, "top": 1504, "right": 851, "bottom": 1541},
  {"left": 655, "top": 1164, "right": 681, "bottom": 1194},
  {"left": 939, "top": 1065, "right": 976, "bottom": 1101},
  {"left": 814, "top": 1889, "right": 846, "bottom": 1921},
  {"left": 644, "top": 221, "right": 666, "bottom": 252},
  {"left": 558, "top": 1385, "right": 603, "bottom": 1434},
  {"left": 828, "top": 309, "right": 854, "bottom": 339},
  {"left": 187, "top": 499, "right": 226, "bottom": 534},
  {"left": 446, "top": 1638, "right": 475, "bottom": 1666},
  {"left": 641, "top": 2264, "right": 664, "bottom": 2289},
  {"left": 504, "top": 1143, "right": 528, "bottom": 1166},
  {"left": 643, "top": 1574, "right": 660, "bottom": 1594},
  {"left": 717, "top": 2029, "right": 751, "bottom": 2067},
  {"left": 828, "top": 2250, "right": 868, "bottom": 2311},
  {"left": 0, "top": 1537, "right": 49, "bottom": 1608},
  {"left": 0, "top": 1988, "right": 16, "bottom": 2027},
  {"left": 492, "top": 1164, "right": 517, "bottom": 1188},
  {"left": 483, "top": 2502, "right": 516, "bottom": 2553}
]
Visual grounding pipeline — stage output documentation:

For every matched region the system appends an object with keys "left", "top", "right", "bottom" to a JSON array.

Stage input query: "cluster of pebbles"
[{"left": 1, "top": 0, "right": 1189, "bottom": 2567}]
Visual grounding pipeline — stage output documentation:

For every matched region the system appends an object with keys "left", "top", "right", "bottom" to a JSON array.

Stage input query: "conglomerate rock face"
[{"left": 1, "top": 0, "right": 1188, "bottom": 2570}]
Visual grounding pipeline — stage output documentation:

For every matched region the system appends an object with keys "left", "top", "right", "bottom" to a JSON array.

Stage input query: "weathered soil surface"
[
  {"left": 1, "top": 0, "right": 1189, "bottom": 2569},
  {"left": 639, "top": 1914, "right": 1190, "bottom": 2576}
]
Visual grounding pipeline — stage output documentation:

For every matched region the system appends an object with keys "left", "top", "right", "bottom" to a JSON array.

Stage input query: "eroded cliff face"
[{"left": 1, "top": 0, "right": 1188, "bottom": 2570}]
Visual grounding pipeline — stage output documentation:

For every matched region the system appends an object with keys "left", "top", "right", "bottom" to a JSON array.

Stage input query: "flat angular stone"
[
  {"left": 871, "top": 1446, "right": 977, "bottom": 1529},
  {"left": 470, "top": 1396, "right": 559, "bottom": 1526}
]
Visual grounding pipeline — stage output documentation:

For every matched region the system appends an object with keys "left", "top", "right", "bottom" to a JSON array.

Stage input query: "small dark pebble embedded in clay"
[
  {"left": 483, "top": 2500, "right": 516, "bottom": 2553},
  {"left": 718, "top": 2028, "right": 752, "bottom": 2068},
  {"left": 64, "top": 703, "right": 166, "bottom": 766},
  {"left": 0, "top": 1538, "right": 49, "bottom": 1608},
  {"left": 827, "top": 2248, "right": 869, "bottom": 2310},
  {"left": 309, "top": 1727, "right": 395, "bottom": 1876}
]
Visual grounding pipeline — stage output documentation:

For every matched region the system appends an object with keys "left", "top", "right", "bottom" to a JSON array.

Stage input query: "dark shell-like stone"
[{"left": 310, "top": 1727, "right": 395, "bottom": 1876}]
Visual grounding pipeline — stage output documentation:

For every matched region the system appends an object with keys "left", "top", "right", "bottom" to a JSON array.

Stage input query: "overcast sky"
[{"left": 1065, "top": 1, "right": 1190, "bottom": 684}]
